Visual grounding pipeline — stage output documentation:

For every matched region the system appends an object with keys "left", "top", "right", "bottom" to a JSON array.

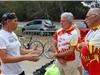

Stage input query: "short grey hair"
[
  {"left": 88, "top": 8, "right": 100, "bottom": 18},
  {"left": 61, "top": 12, "right": 74, "bottom": 21}
]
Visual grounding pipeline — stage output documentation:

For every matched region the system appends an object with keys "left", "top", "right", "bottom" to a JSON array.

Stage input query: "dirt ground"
[{"left": 20, "top": 35, "right": 80, "bottom": 75}]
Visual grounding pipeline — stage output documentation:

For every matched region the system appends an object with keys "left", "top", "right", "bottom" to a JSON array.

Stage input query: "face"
[
  {"left": 85, "top": 10, "right": 98, "bottom": 28},
  {"left": 7, "top": 18, "right": 18, "bottom": 31},
  {"left": 61, "top": 17, "right": 72, "bottom": 30}
]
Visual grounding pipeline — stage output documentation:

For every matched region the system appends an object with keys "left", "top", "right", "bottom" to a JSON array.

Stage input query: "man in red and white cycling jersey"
[{"left": 53, "top": 12, "right": 82, "bottom": 75}]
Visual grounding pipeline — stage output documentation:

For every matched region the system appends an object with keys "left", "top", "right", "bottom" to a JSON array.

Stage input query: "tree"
[{"left": 0, "top": 1, "right": 89, "bottom": 21}]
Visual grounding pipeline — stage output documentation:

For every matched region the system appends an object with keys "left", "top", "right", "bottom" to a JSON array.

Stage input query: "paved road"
[
  {"left": 21, "top": 55, "right": 52, "bottom": 75},
  {"left": 17, "top": 22, "right": 80, "bottom": 75},
  {"left": 21, "top": 55, "right": 80, "bottom": 75},
  {"left": 20, "top": 35, "right": 54, "bottom": 75}
]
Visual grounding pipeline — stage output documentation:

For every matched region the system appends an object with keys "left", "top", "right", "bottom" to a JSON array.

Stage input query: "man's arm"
[
  {"left": 52, "top": 41, "right": 58, "bottom": 53},
  {"left": 20, "top": 48, "right": 32, "bottom": 55},
  {"left": 65, "top": 46, "right": 75, "bottom": 56},
  {"left": 0, "top": 49, "right": 7, "bottom": 57},
  {"left": 52, "top": 41, "right": 69, "bottom": 58},
  {"left": 0, "top": 49, "right": 39, "bottom": 64},
  {"left": 55, "top": 46, "right": 75, "bottom": 58},
  {"left": 52, "top": 41, "right": 64, "bottom": 58}
]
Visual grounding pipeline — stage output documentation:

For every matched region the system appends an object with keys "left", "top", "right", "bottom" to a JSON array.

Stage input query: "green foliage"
[{"left": 0, "top": 1, "right": 89, "bottom": 21}]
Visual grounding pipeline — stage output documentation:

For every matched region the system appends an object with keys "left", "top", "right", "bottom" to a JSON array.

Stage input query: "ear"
[
  {"left": 94, "top": 16, "right": 99, "bottom": 23},
  {"left": 6, "top": 20, "right": 11, "bottom": 23}
]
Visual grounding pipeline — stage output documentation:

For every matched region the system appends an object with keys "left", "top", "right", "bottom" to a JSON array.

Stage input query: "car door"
[
  {"left": 31, "top": 20, "right": 42, "bottom": 30},
  {"left": 26, "top": 20, "right": 42, "bottom": 30},
  {"left": 25, "top": 22, "right": 34, "bottom": 30}
]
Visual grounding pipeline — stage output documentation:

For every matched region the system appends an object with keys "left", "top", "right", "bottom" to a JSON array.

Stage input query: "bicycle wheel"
[
  {"left": 30, "top": 41, "right": 44, "bottom": 56},
  {"left": 44, "top": 40, "right": 55, "bottom": 59}
]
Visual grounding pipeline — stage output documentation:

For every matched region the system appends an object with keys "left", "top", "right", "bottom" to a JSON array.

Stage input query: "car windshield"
[
  {"left": 74, "top": 21, "right": 87, "bottom": 28},
  {"left": 26, "top": 21, "right": 42, "bottom": 26}
]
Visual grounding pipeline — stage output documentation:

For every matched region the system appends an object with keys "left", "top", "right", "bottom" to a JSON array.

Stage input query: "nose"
[
  {"left": 16, "top": 21, "right": 18, "bottom": 25},
  {"left": 85, "top": 18, "right": 89, "bottom": 22}
]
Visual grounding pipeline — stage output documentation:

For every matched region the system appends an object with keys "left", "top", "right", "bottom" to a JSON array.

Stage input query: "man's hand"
[
  {"left": 20, "top": 48, "right": 41, "bottom": 56},
  {"left": 24, "top": 53, "right": 40, "bottom": 62},
  {"left": 57, "top": 58, "right": 66, "bottom": 64},
  {"left": 54, "top": 49, "right": 68, "bottom": 58}
]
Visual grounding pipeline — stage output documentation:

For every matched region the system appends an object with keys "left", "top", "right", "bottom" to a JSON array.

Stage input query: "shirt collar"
[
  {"left": 62, "top": 25, "right": 77, "bottom": 34},
  {"left": 91, "top": 24, "right": 100, "bottom": 31}
]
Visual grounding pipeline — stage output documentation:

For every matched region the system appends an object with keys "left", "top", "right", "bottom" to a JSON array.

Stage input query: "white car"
[{"left": 22, "top": 19, "right": 56, "bottom": 35}]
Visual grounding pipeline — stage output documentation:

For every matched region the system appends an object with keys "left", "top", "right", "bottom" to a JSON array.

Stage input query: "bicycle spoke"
[
  {"left": 31, "top": 41, "right": 44, "bottom": 56},
  {"left": 44, "top": 40, "right": 55, "bottom": 59}
]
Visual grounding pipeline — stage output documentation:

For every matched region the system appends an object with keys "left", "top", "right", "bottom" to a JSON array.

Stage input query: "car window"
[
  {"left": 33, "top": 21, "right": 42, "bottom": 24},
  {"left": 27, "top": 22, "right": 33, "bottom": 26},
  {"left": 27, "top": 21, "right": 42, "bottom": 26},
  {"left": 74, "top": 21, "right": 87, "bottom": 28}
]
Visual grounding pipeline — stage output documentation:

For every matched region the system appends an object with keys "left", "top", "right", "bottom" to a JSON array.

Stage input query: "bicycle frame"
[{"left": 23, "top": 36, "right": 33, "bottom": 49}]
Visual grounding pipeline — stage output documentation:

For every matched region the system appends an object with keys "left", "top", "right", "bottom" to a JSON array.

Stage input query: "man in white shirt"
[{"left": 0, "top": 12, "right": 39, "bottom": 75}]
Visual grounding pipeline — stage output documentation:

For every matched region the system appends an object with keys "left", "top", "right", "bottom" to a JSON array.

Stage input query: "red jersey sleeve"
[{"left": 54, "top": 33, "right": 58, "bottom": 41}]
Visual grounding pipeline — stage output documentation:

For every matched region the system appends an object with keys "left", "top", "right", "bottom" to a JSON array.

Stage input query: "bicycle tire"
[
  {"left": 43, "top": 40, "right": 55, "bottom": 59},
  {"left": 30, "top": 41, "right": 44, "bottom": 56}
]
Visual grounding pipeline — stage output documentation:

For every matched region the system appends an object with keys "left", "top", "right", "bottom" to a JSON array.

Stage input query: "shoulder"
[
  {"left": 97, "top": 28, "right": 100, "bottom": 34},
  {"left": 12, "top": 32, "right": 18, "bottom": 39},
  {"left": 56, "top": 28, "right": 64, "bottom": 36},
  {"left": 71, "top": 28, "right": 78, "bottom": 35},
  {"left": 12, "top": 32, "right": 17, "bottom": 36},
  {"left": 0, "top": 29, "right": 4, "bottom": 34},
  {"left": 94, "top": 29, "right": 100, "bottom": 38},
  {"left": 0, "top": 30, "right": 6, "bottom": 38}
]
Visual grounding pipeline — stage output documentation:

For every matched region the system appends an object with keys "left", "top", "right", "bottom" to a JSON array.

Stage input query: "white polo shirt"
[{"left": 0, "top": 29, "right": 23, "bottom": 75}]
